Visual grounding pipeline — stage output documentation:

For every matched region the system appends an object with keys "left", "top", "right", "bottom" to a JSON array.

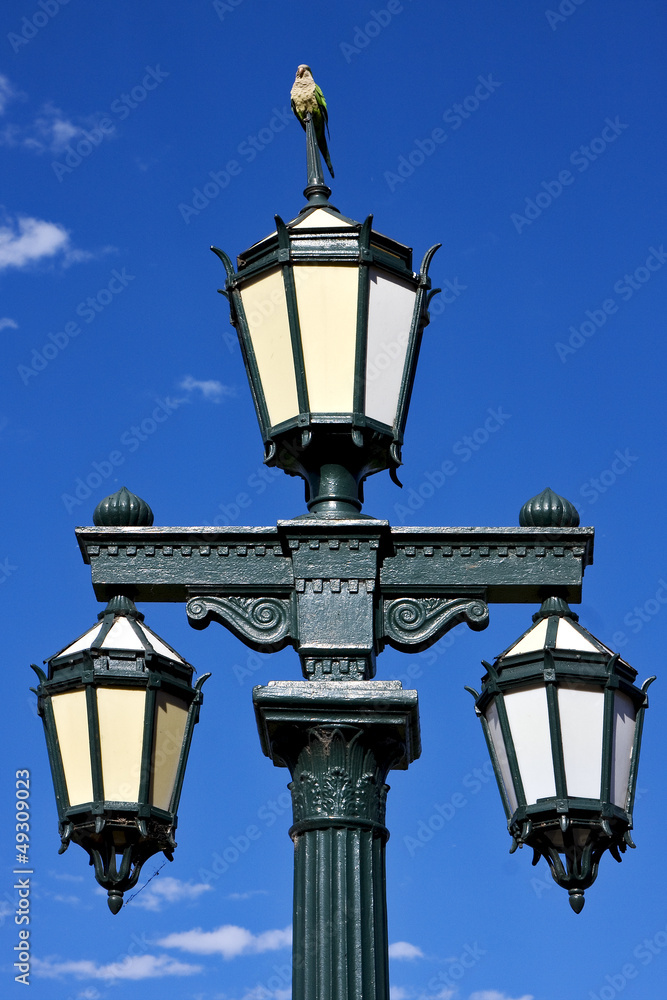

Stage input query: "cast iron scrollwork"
[
  {"left": 383, "top": 596, "right": 489, "bottom": 651},
  {"left": 186, "top": 595, "right": 294, "bottom": 651}
]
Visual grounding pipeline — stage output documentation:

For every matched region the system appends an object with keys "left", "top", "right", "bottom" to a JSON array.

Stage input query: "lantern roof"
[
  {"left": 47, "top": 595, "right": 189, "bottom": 666},
  {"left": 495, "top": 596, "right": 627, "bottom": 665}
]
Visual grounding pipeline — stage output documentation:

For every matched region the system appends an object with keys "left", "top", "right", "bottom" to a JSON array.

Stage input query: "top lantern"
[{"left": 213, "top": 114, "right": 440, "bottom": 517}]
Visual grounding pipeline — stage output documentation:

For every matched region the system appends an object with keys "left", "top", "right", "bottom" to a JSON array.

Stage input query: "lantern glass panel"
[
  {"left": 99, "top": 617, "right": 144, "bottom": 651},
  {"left": 150, "top": 691, "right": 189, "bottom": 811},
  {"left": 485, "top": 699, "right": 518, "bottom": 813},
  {"left": 239, "top": 269, "right": 299, "bottom": 427},
  {"left": 52, "top": 690, "right": 94, "bottom": 807},
  {"left": 294, "top": 264, "right": 358, "bottom": 413},
  {"left": 611, "top": 691, "right": 637, "bottom": 808},
  {"left": 555, "top": 617, "right": 602, "bottom": 652},
  {"left": 97, "top": 688, "right": 146, "bottom": 802},
  {"left": 507, "top": 618, "right": 548, "bottom": 656},
  {"left": 557, "top": 685, "right": 604, "bottom": 798},
  {"left": 365, "top": 269, "right": 417, "bottom": 427},
  {"left": 504, "top": 685, "right": 556, "bottom": 803}
]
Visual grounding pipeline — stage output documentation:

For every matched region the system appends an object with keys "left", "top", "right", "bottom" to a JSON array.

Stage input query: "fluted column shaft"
[{"left": 254, "top": 681, "right": 421, "bottom": 1000}]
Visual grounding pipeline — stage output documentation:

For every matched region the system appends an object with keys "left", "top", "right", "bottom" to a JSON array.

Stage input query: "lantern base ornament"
[{"left": 60, "top": 815, "right": 176, "bottom": 914}]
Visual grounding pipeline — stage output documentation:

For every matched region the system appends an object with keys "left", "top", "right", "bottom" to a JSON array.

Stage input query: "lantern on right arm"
[{"left": 468, "top": 596, "right": 653, "bottom": 912}]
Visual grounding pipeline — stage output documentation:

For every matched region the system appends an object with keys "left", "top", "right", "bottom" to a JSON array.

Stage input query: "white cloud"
[
  {"left": 131, "top": 876, "right": 213, "bottom": 911},
  {"left": 24, "top": 102, "right": 84, "bottom": 154},
  {"left": 468, "top": 993, "right": 534, "bottom": 1000},
  {"left": 0, "top": 215, "right": 70, "bottom": 271},
  {"left": 390, "top": 987, "right": 414, "bottom": 1000},
  {"left": 237, "top": 987, "right": 291, "bottom": 1000},
  {"left": 0, "top": 74, "right": 21, "bottom": 115},
  {"left": 227, "top": 890, "right": 269, "bottom": 901},
  {"left": 157, "top": 924, "right": 292, "bottom": 959},
  {"left": 0, "top": 317, "right": 17, "bottom": 331},
  {"left": 34, "top": 954, "right": 202, "bottom": 981},
  {"left": 180, "top": 375, "right": 236, "bottom": 402},
  {"left": 0, "top": 99, "right": 86, "bottom": 155},
  {"left": 389, "top": 942, "right": 425, "bottom": 961}
]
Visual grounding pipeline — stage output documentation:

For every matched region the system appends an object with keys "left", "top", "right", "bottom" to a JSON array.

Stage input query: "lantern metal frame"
[
  {"left": 32, "top": 595, "right": 209, "bottom": 913},
  {"left": 467, "top": 596, "right": 654, "bottom": 911},
  {"left": 211, "top": 117, "right": 440, "bottom": 516}
]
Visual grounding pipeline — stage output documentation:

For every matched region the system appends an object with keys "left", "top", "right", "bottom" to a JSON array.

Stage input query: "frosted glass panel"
[
  {"left": 150, "top": 692, "right": 189, "bottom": 811},
  {"left": 97, "top": 688, "right": 146, "bottom": 802},
  {"left": 555, "top": 618, "right": 601, "bottom": 653},
  {"left": 240, "top": 269, "right": 299, "bottom": 427},
  {"left": 507, "top": 618, "right": 548, "bottom": 657},
  {"left": 52, "top": 690, "right": 94, "bottom": 807},
  {"left": 558, "top": 686, "right": 604, "bottom": 798},
  {"left": 294, "top": 265, "right": 358, "bottom": 413},
  {"left": 365, "top": 269, "right": 417, "bottom": 427},
  {"left": 504, "top": 686, "right": 556, "bottom": 804},
  {"left": 485, "top": 700, "right": 518, "bottom": 813},
  {"left": 100, "top": 617, "right": 144, "bottom": 651},
  {"left": 611, "top": 691, "right": 637, "bottom": 808}
]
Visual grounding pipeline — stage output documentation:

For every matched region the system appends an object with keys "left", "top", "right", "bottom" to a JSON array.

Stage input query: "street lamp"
[
  {"left": 467, "top": 594, "right": 653, "bottom": 912},
  {"left": 32, "top": 569, "right": 209, "bottom": 913},
  {"left": 34, "top": 102, "right": 651, "bottom": 1000},
  {"left": 211, "top": 114, "right": 439, "bottom": 517}
]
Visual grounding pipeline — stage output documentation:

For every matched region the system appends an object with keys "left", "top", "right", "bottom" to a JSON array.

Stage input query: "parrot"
[{"left": 290, "top": 64, "right": 334, "bottom": 178}]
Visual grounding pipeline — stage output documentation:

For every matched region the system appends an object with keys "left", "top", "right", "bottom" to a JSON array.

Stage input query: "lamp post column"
[{"left": 254, "top": 680, "right": 421, "bottom": 1000}]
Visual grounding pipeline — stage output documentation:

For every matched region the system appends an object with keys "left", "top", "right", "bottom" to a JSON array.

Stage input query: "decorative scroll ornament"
[
  {"left": 383, "top": 596, "right": 489, "bottom": 651},
  {"left": 186, "top": 595, "right": 293, "bottom": 650}
]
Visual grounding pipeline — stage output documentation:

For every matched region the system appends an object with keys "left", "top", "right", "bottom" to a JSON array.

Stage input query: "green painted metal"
[
  {"left": 469, "top": 597, "right": 654, "bottom": 912},
  {"left": 254, "top": 680, "right": 420, "bottom": 1000},
  {"left": 32, "top": 597, "right": 209, "bottom": 913},
  {"left": 94, "top": 486, "right": 154, "bottom": 527},
  {"left": 212, "top": 172, "right": 440, "bottom": 515},
  {"left": 75, "top": 522, "right": 593, "bottom": 682},
  {"left": 519, "top": 487, "right": 580, "bottom": 528}
]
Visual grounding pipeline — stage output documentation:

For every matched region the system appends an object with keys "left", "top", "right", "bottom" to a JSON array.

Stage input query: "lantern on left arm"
[{"left": 32, "top": 594, "right": 209, "bottom": 913}]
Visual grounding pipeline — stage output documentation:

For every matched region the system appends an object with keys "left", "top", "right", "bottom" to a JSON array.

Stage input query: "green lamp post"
[{"left": 34, "top": 92, "right": 652, "bottom": 1000}]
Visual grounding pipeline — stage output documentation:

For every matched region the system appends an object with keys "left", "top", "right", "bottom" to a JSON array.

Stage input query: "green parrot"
[{"left": 290, "top": 64, "right": 334, "bottom": 178}]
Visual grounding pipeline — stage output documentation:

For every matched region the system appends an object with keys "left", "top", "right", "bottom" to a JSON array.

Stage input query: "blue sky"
[{"left": 1, "top": 1, "right": 666, "bottom": 999}]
